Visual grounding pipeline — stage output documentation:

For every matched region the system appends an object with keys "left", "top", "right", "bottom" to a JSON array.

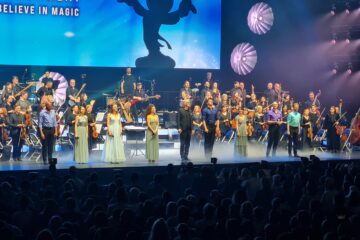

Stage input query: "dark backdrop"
[{"left": 0, "top": 0, "right": 359, "bottom": 114}]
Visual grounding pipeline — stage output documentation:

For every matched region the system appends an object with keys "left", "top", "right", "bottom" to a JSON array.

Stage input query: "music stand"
[{"left": 124, "top": 126, "right": 146, "bottom": 159}]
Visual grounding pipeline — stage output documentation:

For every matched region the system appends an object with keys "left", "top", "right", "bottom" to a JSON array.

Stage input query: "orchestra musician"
[
  {"left": 132, "top": 82, "right": 148, "bottom": 121},
  {"left": 180, "top": 80, "right": 192, "bottom": 104},
  {"left": 309, "top": 104, "right": 320, "bottom": 134},
  {"left": 204, "top": 71, "right": 213, "bottom": 85},
  {"left": 274, "top": 83, "right": 282, "bottom": 102},
  {"left": 264, "top": 82, "right": 277, "bottom": 105},
  {"left": 36, "top": 80, "right": 54, "bottom": 100},
  {"left": 79, "top": 93, "right": 89, "bottom": 108},
  {"left": 177, "top": 99, "right": 192, "bottom": 162},
  {"left": 238, "top": 82, "right": 251, "bottom": 107},
  {"left": 202, "top": 98, "right": 219, "bottom": 160},
  {"left": 1, "top": 82, "right": 14, "bottom": 103},
  {"left": 41, "top": 70, "right": 53, "bottom": 87},
  {"left": 66, "top": 79, "right": 80, "bottom": 106},
  {"left": 86, "top": 104, "right": 96, "bottom": 152},
  {"left": 12, "top": 76, "right": 22, "bottom": 98},
  {"left": 200, "top": 81, "right": 211, "bottom": 103},
  {"left": 246, "top": 93, "right": 257, "bottom": 110},
  {"left": 287, "top": 103, "right": 301, "bottom": 157},
  {"left": 231, "top": 81, "right": 240, "bottom": 98},
  {"left": 259, "top": 96, "right": 267, "bottom": 111},
  {"left": 234, "top": 108, "right": 248, "bottom": 157},
  {"left": 324, "top": 106, "right": 341, "bottom": 152},
  {"left": 266, "top": 101, "right": 282, "bottom": 157},
  {"left": 304, "top": 91, "right": 320, "bottom": 109},
  {"left": 254, "top": 105, "right": 265, "bottom": 139},
  {"left": 121, "top": 67, "right": 137, "bottom": 97},
  {"left": 4, "top": 96, "right": 15, "bottom": 114},
  {"left": 211, "top": 82, "right": 221, "bottom": 106},
  {"left": 16, "top": 92, "right": 31, "bottom": 114},
  {"left": 282, "top": 95, "right": 292, "bottom": 110},
  {"left": 39, "top": 101, "right": 58, "bottom": 164},
  {"left": 66, "top": 105, "right": 79, "bottom": 143},
  {"left": 218, "top": 104, "right": 231, "bottom": 138},
  {"left": 301, "top": 108, "right": 313, "bottom": 149},
  {"left": 0, "top": 108, "right": 9, "bottom": 145},
  {"left": 9, "top": 105, "right": 25, "bottom": 161}
]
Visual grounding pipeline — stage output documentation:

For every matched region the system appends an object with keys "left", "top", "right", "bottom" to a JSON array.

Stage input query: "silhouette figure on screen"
[{"left": 118, "top": 0, "right": 197, "bottom": 68}]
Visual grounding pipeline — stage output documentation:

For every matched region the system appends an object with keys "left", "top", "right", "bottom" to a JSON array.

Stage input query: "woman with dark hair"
[
  {"left": 102, "top": 103, "right": 126, "bottom": 163},
  {"left": 74, "top": 106, "right": 89, "bottom": 164},
  {"left": 146, "top": 104, "right": 159, "bottom": 162},
  {"left": 324, "top": 106, "right": 340, "bottom": 152}
]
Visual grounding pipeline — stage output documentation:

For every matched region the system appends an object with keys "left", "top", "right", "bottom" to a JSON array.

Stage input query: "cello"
[{"left": 350, "top": 108, "right": 360, "bottom": 145}]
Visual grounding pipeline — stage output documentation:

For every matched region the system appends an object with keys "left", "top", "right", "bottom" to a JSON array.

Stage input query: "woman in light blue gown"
[
  {"left": 146, "top": 105, "right": 159, "bottom": 162},
  {"left": 102, "top": 103, "right": 126, "bottom": 163},
  {"left": 74, "top": 106, "right": 89, "bottom": 164}
]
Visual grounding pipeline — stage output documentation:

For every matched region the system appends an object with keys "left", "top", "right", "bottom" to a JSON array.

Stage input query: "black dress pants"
[
  {"left": 267, "top": 125, "right": 280, "bottom": 156},
  {"left": 41, "top": 127, "right": 55, "bottom": 163},
  {"left": 180, "top": 129, "right": 191, "bottom": 160},
  {"left": 204, "top": 124, "right": 216, "bottom": 160},
  {"left": 288, "top": 127, "right": 299, "bottom": 156}
]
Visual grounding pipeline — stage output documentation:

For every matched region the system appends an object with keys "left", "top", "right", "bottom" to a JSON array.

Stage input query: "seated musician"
[
  {"left": 5, "top": 96, "right": 15, "bottom": 115},
  {"left": 66, "top": 79, "right": 80, "bottom": 107},
  {"left": 1, "top": 82, "right": 14, "bottom": 104},
  {"left": 16, "top": 92, "right": 31, "bottom": 114},
  {"left": 133, "top": 82, "right": 148, "bottom": 121}
]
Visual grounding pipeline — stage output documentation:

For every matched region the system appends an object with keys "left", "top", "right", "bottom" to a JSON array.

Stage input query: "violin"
[
  {"left": 350, "top": 108, "right": 360, "bottom": 144},
  {"left": 246, "top": 122, "right": 254, "bottom": 137},
  {"left": 25, "top": 112, "right": 32, "bottom": 126},
  {"left": 307, "top": 122, "right": 314, "bottom": 139}
]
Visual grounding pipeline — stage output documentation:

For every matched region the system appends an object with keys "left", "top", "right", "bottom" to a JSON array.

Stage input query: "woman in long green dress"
[
  {"left": 146, "top": 104, "right": 159, "bottom": 162},
  {"left": 74, "top": 106, "right": 89, "bottom": 164},
  {"left": 102, "top": 103, "right": 126, "bottom": 163},
  {"left": 235, "top": 108, "right": 248, "bottom": 157}
]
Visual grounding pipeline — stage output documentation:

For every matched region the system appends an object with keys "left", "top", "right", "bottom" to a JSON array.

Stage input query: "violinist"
[
  {"left": 238, "top": 82, "right": 251, "bottom": 107},
  {"left": 218, "top": 105, "right": 231, "bottom": 138},
  {"left": 246, "top": 93, "right": 258, "bottom": 110},
  {"left": 254, "top": 105, "right": 265, "bottom": 139},
  {"left": 301, "top": 108, "right": 313, "bottom": 149},
  {"left": 200, "top": 81, "right": 211, "bottom": 103},
  {"left": 36, "top": 80, "right": 54, "bottom": 100},
  {"left": 1, "top": 82, "right": 14, "bottom": 103},
  {"left": 309, "top": 104, "right": 320, "bottom": 133},
  {"left": 0, "top": 108, "right": 9, "bottom": 145},
  {"left": 282, "top": 95, "right": 292, "bottom": 110},
  {"left": 16, "top": 92, "right": 31, "bottom": 114},
  {"left": 304, "top": 91, "right": 320, "bottom": 109},
  {"left": 324, "top": 106, "right": 340, "bottom": 152},
  {"left": 259, "top": 96, "right": 267, "bottom": 110},
  {"left": 212, "top": 82, "right": 221, "bottom": 106},
  {"left": 180, "top": 80, "right": 192, "bottom": 104},
  {"left": 9, "top": 105, "right": 25, "bottom": 161},
  {"left": 66, "top": 105, "right": 79, "bottom": 139},
  {"left": 4, "top": 96, "right": 15, "bottom": 114}
]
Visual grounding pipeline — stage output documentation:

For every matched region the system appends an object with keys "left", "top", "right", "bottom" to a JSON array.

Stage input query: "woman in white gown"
[{"left": 102, "top": 103, "right": 126, "bottom": 163}]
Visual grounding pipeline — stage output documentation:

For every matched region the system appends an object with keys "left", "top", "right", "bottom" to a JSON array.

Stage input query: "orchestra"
[{"left": 0, "top": 69, "right": 359, "bottom": 165}]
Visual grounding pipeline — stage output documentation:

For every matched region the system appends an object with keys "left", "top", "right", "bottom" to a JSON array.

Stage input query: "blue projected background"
[{"left": 0, "top": 0, "right": 221, "bottom": 69}]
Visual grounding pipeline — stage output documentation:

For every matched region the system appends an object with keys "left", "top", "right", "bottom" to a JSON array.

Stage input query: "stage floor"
[{"left": 0, "top": 142, "right": 359, "bottom": 172}]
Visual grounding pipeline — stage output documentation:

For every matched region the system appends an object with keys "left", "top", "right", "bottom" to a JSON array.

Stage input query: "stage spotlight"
[
  {"left": 347, "top": 62, "right": 353, "bottom": 74},
  {"left": 331, "top": 3, "right": 336, "bottom": 15},
  {"left": 230, "top": 43, "right": 258, "bottom": 75},
  {"left": 247, "top": 2, "right": 274, "bottom": 35},
  {"left": 345, "top": 1, "right": 351, "bottom": 14},
  {"left": 332, "top": 63, "right": 339, "bottom": 74},
  {"left": 331, "top": 33, "right": 337, "bottom": 45}
]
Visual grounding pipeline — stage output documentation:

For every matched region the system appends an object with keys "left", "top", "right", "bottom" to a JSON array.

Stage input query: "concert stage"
[{"left": 1, "top": 141, "right": 359, "bottom": 172}]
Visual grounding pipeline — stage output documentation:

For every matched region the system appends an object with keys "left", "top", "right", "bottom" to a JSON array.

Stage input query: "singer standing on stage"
[
  {"left": 74, "top": 106, "right": 89, "bottom": 164},
  {"left": 287, "top": 103, "right": 301, "bottom": 157},
  {"left": 202, "top": 99, "right": 219, "bottom": 160},
  {"left": 39, "top": 102, "right": 58, "bottom": 164},
  {"left": 177, "top": 99, "right": 192, "bottom": 162},
  {"left": 266, "top": 102, "right": 282, "bottom": 157},
  {"left": 146, "top": 104, "right": 159, "bottom": 162},
  {"left": 9, "top": 105, "right": 25, "bottom": 161}
]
